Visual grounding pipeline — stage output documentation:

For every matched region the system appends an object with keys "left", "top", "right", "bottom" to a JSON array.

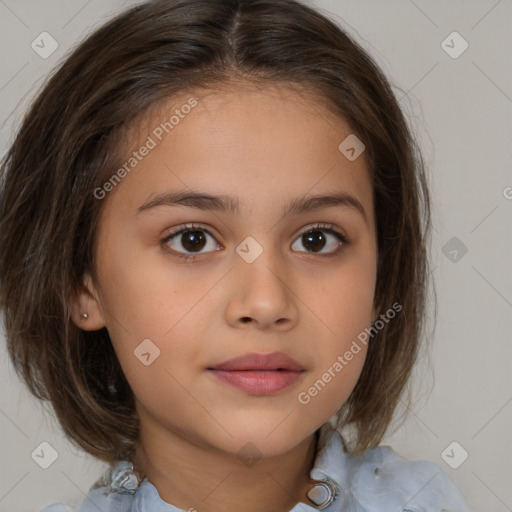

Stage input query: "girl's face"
[{"left": 81, "top": 82, "right": 377, "bottom": 459}]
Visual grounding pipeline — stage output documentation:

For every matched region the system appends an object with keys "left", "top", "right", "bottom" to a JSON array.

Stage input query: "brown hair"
[{"left": 0, "top": 0, "right": 432, "bottom": 464}]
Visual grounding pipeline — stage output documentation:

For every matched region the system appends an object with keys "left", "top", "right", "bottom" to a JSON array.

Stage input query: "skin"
[{"left": 73, "top": 81, "right": 378, "bottom": 512}]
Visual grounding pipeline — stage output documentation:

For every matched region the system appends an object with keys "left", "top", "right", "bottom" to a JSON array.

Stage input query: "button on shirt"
[{"left": 40, "top": 423, "right": 470, "bottom": 511}]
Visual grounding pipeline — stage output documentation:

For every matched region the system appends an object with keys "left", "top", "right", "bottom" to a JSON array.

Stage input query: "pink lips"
[{"left": 208, "top": 352, "right": 305, "bottom": 396}]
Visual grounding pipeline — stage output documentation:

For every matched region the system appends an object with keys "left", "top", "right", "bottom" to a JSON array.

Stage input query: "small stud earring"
[{"left": 82, "top": 313, "right": 89, "bottom": 319}]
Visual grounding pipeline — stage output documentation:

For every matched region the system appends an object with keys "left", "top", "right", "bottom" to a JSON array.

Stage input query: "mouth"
[{"left": 207, "top": 352, "right": 305, "bottom": 395}]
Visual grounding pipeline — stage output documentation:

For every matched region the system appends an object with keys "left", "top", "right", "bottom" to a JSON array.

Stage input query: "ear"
[{"left": 70, "top": 272, "right": 107, "bottom": 331}]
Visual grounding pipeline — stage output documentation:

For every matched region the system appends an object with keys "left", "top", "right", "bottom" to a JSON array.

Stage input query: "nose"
[{"left": 224, "top": 244, "right": 299, "bottom": 331}]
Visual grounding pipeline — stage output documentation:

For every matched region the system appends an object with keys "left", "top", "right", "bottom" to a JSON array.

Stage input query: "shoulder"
[
  {"left": 348, "top": 445, "right": 470, "bottom": 511},
  {"left": 39, "top": 483, "right": 135, "bottom": 512},
  {"left": 39, "top": 505, "right": 73, "bottom": 512}
]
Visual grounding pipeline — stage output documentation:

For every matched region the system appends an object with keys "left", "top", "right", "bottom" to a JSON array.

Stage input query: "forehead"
[{"left": 105, "top": 80, "right": 373, "bottom": 222}]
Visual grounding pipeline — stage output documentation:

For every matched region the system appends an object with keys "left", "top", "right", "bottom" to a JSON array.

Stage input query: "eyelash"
[{"left": 161, "top": 222, "right": 348, "bottom": 261}]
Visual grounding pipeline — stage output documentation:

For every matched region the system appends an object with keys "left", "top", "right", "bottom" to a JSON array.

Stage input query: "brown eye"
[
  {"left": 291, "top": 226, "right": 347, "bottom": 254},
  {"left": 178, "top": 230, "right": 207, "bottom": 252},
  {"left": 162, "top": 225, "right": 220, "bottom": 257},
  {"left": 301, "top": 230, "right": 327, "bottom": 252}
]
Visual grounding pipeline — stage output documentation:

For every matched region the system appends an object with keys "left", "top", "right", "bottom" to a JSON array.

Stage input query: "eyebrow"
[{"left": 137, "top": 190, "right": 368, "bottom": 223}]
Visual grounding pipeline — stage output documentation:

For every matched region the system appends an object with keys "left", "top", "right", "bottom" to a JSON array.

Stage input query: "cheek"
[
  {"left": 297, "top": 338, "right": 368, "bottom": 414},
  {"left": 297, "top": 253, "right": 375, "bottom": 412},
  {"left": 94, "top": 247, "right": 223, "bottom": 397},
  {"left": 95, "top": 237, "right": 209, "bottom": 336},
  {"left": 312, "top": 256, "right": 376, "bottom": 338}
]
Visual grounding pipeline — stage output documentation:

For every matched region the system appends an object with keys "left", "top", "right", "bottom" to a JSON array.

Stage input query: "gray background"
[{"left": 0, "top": 1, "right": 511, "bottom": 511}]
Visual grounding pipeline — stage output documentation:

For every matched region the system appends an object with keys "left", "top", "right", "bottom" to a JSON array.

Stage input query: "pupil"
[
  {"left": 182, "top": 231, "right": 206, "bottom": 252},
  {"left": 179, "top": 230, "right": 327, "bottom": 253},
  {"left": 303, "top": 231, "right": 326, "bottom": 252}
]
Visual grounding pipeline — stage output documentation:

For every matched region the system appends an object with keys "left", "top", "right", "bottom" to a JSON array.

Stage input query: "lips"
[
  {"left": 208, "top": 352, "right": 305, "bottom": 395},
  {"left": 209, "top": 352, "right": 304, "bottom": 372}
]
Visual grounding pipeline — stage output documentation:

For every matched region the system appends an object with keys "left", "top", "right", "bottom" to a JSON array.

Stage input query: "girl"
[{"left": 0, "top": 0, "right": 470, "bottom": 510}]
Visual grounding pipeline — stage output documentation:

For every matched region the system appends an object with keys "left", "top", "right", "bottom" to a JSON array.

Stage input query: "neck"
[{"left": 132, "top": 417, "right": 320, "bottom": 512}]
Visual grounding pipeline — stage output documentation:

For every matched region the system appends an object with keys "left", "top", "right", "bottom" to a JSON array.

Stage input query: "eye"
[
  {"left": 291, "top": 223, "right": 347, "bottom": 255},
  {"left": 161, "top": 222, "right": 348, "bottom": 260},
  {"left": 162, "top": 223, "right": 221, "bottom": 259}
]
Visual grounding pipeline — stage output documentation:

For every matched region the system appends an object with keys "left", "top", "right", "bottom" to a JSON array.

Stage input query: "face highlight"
[{"left": 81, "top": 83, "right": 378, "bottom": 461}]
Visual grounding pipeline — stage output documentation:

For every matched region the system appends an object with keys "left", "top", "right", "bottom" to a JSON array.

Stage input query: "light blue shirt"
[{"left": 40, "top": 423, "right": 470, "bottom": 511}]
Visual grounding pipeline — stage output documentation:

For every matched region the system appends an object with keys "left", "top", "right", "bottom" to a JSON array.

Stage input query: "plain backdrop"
[{"left": 0, "top": 1, "right": 511, "bottom": 511}]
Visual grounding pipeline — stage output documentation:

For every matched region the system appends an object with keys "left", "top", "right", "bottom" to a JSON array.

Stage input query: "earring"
[{"left": 82, "top": 313, "right": 89, "bottom": 319}]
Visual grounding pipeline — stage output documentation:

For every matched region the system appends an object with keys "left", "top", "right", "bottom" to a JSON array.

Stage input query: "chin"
[{"left": 211, "top": 422, "right": 314, "bottom": 460}]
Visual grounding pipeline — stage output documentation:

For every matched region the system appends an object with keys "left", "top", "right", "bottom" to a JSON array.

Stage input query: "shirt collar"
[{"left": 302, "top": 421, "right": 351, "bottom": 510}]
